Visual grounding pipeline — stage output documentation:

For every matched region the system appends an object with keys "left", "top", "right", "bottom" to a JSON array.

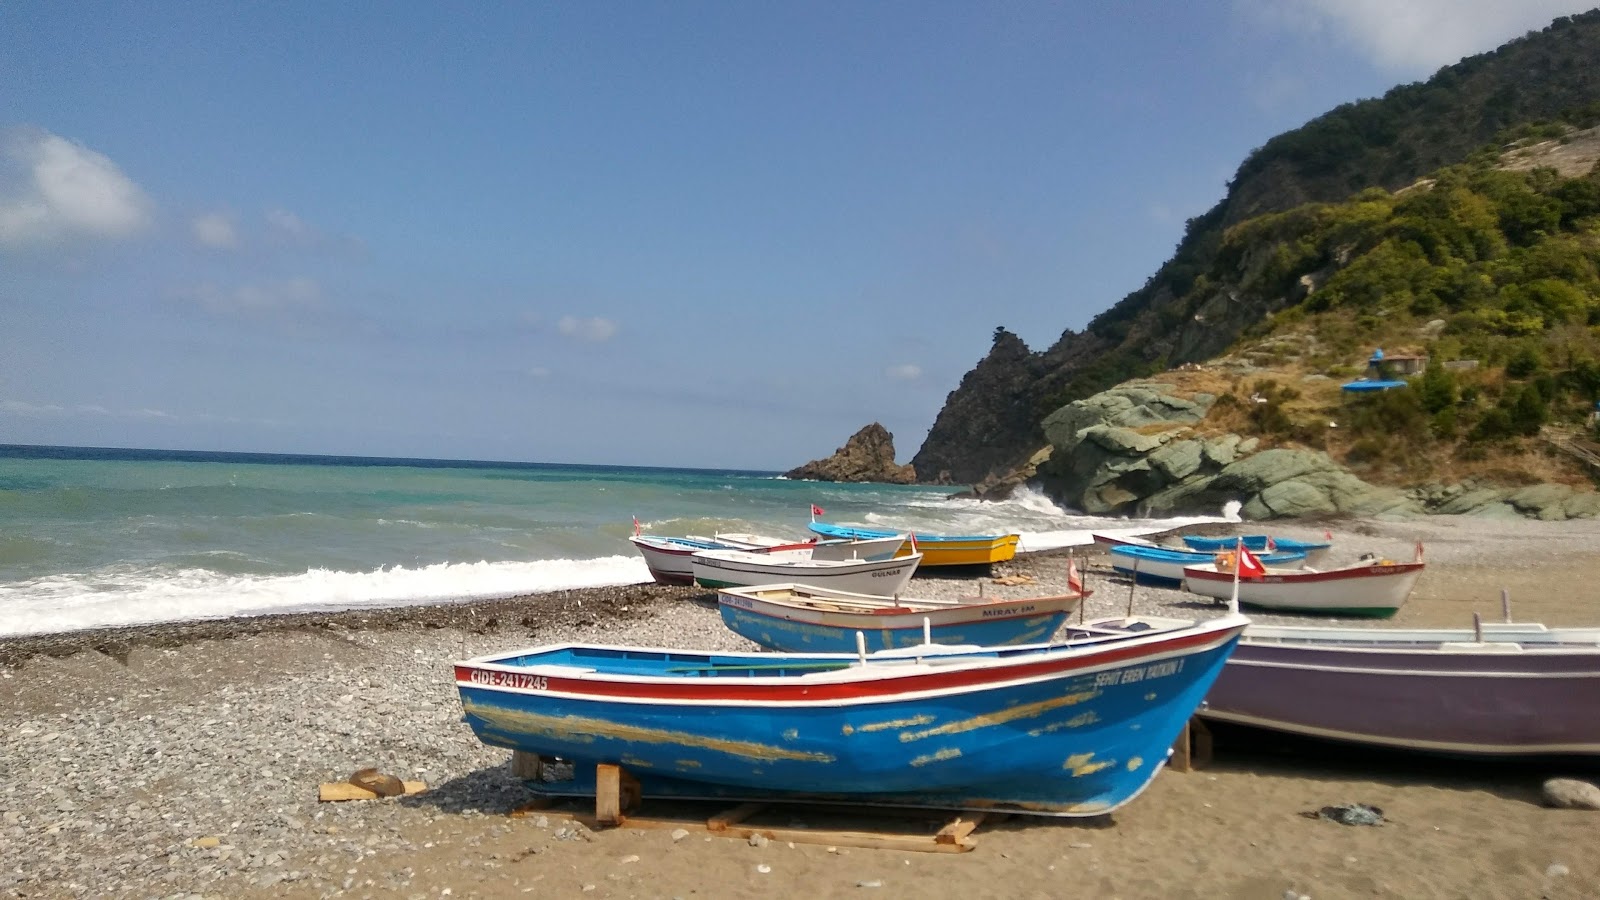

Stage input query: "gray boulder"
[
  {"left": 1435, "top": 487, "right": 1510, "bottom": 515},
  {"left": 1507, "top": 484, "right": 1574, "bottom": 521},
  {"left": 1563, "top": 492, "right": 1600, "bottom": 519}
]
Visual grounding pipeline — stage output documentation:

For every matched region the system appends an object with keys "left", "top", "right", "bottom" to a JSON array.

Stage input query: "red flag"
[
  {"left": 1067, "top": 557, "right": 1084, "bottom": 595},
  {"left": 1324, "top": 529, "right": 1333, "bottom": 541},
  {"left": 1265, "top": 536, "right": 1277, "bottom": 552},
  {"left": 632, "top": 516, "right": 640, "bottom": 536},
  {"left": 1414, "top": 540, "right": 1425, "bottom": 563},
  {"left": 810, "top": 503, "right": 825, "bottom": 517},
  {"left": 1238, "top": 546, "right": 1267, "bottom": 580}
]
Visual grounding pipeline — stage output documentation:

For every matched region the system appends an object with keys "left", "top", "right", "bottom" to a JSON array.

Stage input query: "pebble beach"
[{"left": 4, "top": 515, "right": 1600, "bottom": 899}]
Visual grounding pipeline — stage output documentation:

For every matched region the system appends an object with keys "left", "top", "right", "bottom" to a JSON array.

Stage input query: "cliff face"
[
  {"left": 910, "top": 329, "right": 1056, "bottom": 485},
  {"left": 912, "top": 11, "right": 1600, "bottom": 486},
  {"left": 784, "top": 423, "right": 916, "bottom": 484}
]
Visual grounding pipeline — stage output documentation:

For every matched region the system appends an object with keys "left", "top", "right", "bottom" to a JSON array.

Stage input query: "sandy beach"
[{"left": 4, "top": 514, "right": 1600, "bottom": 899}]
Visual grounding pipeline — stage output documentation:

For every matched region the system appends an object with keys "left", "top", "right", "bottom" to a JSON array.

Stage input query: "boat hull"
[
  {"left": 1180, "top": 535, "right": 1332, "bottom": 566},
  {"left": 1181, "top": 562, "right": 1423, "bottom": 617},
  {"left": 691, "top": 549, "right": 920, "bottom": 595},
  {"left": 808, "top": 522, "right": 1019, "bottom": 566},
  {"left": 456, "top": 616, "right": 1248, "bottom": 816},
  {"left": 716, "top": 584, "right": 1080, "bottom": 652},
  {"left": 810, "top": 534, "right": 908, "bottom": 562},
  {"left": 629, "top": 536, "right": 725, "bottom": 585},
  {"left": 1109, "top": 546, "right": 1306, "bottom": 586},
  {"left": 1201, "top": 625, "right": 1600, "bottom": 756}
]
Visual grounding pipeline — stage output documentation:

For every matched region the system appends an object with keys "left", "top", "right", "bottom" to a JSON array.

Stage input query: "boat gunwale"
[
  {"left": 1181, "top": 561, "right": 1425, "bottom": 584},
  {"left": 690, "top": 548, "right": 924, "bottom": 572},
  {"left": 808, "top": 522, "right": 1020, "bottom": 546},
  {"left": 455, "top": 614, "right": 1249, "bottom": 702}
]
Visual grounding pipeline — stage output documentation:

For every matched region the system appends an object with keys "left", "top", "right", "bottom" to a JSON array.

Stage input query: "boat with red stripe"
[{"left": 453, "top": 612, "right": 1248, "bottom": 816}]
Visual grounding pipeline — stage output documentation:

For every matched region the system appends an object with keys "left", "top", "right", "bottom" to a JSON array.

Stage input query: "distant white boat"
[{"left": 691, "top": 548, "right": 921, "bottom": 595}]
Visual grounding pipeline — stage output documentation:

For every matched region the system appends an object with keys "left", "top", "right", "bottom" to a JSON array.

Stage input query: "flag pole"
[
  {"left": 1075, "top": 555, "right": 1086, "bottom": 624},
  {"left": 1229, "top": 537, "right": 1242, "bottom": 615}
]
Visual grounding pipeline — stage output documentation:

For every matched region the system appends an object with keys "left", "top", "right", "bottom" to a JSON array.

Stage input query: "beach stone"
[{"left": 1542, "top": 778, "right": 1600, "bottom": 810}]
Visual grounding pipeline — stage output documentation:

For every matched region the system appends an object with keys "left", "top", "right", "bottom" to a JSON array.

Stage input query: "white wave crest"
[{"left": 0, "top": 555, "right": 651, "bottom": 638}]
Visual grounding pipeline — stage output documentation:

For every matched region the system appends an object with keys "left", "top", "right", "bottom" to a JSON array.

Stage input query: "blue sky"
[{"left": 2, "top": 1, "right": 1593, "bottom": 470}]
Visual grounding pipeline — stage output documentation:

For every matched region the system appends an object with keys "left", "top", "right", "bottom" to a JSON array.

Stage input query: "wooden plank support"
[
  {"left": 1170, "top": 719, "right": 1193, "bottom": 773},
  {"left": 510, "top": 750, "right": 543, "bottom": 780},
  {"left": 934, "top": 813, "right": 989, "bottom": 847},
  {"left": 715, "top": 822, "right": 973, "bottom": 853},
  {"left": 594, "top": 764, "right": 641, "bottom": 827},
  {"left": 317, "top": 780, "right": 428, "bottom": 802},
  {"left": 508, "top": 797, "right": 558, "bottom": 817},
  {"left": 707, "top": 802, "right": 767, "bottom": 832},
  {"left": 1191, "top": 716, "right": 1214, "bottom": 769}
]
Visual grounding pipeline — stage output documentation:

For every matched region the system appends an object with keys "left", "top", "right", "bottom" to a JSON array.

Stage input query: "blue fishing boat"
[
  {"left": 715, "top": 582, "right": 1088, "bottom": 652},
  {"left": 1180, "top": 535, "right": 1332, "bottom": 564},
  {"left": 1109, "top": 545, "right": 1306, "bottom": 586},
  {"left": 455, "top": 613, "right": 1249, "bottom": 817},
  {"left": 807, "top": 521, "right": 1020, "bottom": 566}
]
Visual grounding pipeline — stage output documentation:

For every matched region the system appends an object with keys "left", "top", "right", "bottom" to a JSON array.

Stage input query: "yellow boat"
[{"left": 807, "top": 522, "right": 1020, "bottom": 567}]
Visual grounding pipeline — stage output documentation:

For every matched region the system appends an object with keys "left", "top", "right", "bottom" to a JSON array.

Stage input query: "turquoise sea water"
[{"left": 0, "top": 445, "right": 1229, "bottom": 636}]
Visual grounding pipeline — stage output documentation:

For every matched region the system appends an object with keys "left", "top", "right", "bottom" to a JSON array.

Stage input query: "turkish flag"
[
  {"left": 1238, "top": 546, "right": 1267, "bottom": 579},
  {"left": 810, "top": 504, "right": 825, "bottom": 516}
]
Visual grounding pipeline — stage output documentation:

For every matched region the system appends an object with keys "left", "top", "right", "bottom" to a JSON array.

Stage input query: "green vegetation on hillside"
[{"left": 1191, "top": 147, "right": 1600, "bottom": 483}]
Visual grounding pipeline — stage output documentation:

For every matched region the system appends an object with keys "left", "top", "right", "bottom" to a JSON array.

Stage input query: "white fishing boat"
[
  {"left": 691, "top": 548, "right": 921, "bottom": 595},
  {"left": 711, "top": 532, "right": 906, "bottom": 561},
  {"left": 1182, "top": 559, "right": 1424, "bottom": 618}
]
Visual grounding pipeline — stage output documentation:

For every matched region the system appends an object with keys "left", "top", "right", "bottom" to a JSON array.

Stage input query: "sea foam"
[{"left": 0, "top": 555, "right": 650, "bottom": 638}]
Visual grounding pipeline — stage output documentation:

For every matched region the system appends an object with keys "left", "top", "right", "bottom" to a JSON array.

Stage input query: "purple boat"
[{"left": 1200, "top": 622, "right": 1600, "bottom": 756}]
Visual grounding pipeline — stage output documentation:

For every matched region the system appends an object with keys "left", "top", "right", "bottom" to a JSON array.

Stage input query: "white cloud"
[
  {"left": 0, "top": 399, "right": 66, "bottom": 415},
  {"left": 1240, "top": 0, "right": 1594, "bottom": 72},
  {"left": 265, "top": 207, "right": 313, "bottom": 241},
  {"left": 557, "top": 315, "right": 619, "bottom": 342},
  {"left": 263, "top": 206, "right": 367, "bottom": 258},
  {"left": 1, "top": 397, "right": 276, "bottom": 426},
  {"left": 886, "top": 364, "right": 923, "bottom": 381},
  {"left": 176, "top": 277, "right": 323, "bottom": 318},
  {"left": 0, "top": 126, "right": 153, "bottom": 247},
  {"left": 192, "top": 212, "right": 239, "bottom": 249}
]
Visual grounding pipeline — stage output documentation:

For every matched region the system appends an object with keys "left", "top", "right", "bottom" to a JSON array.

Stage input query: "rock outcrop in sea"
[{"left": 784, "top": 423, "right": 916, "bottom": 484}]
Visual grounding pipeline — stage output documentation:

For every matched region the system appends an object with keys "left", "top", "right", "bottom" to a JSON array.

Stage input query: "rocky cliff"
[
  {"left": 910, "top": 329, "right": 1055, "bottom": 485},
  {"left": 784, "top": 423, "right": 916, "bottom": 484}
]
